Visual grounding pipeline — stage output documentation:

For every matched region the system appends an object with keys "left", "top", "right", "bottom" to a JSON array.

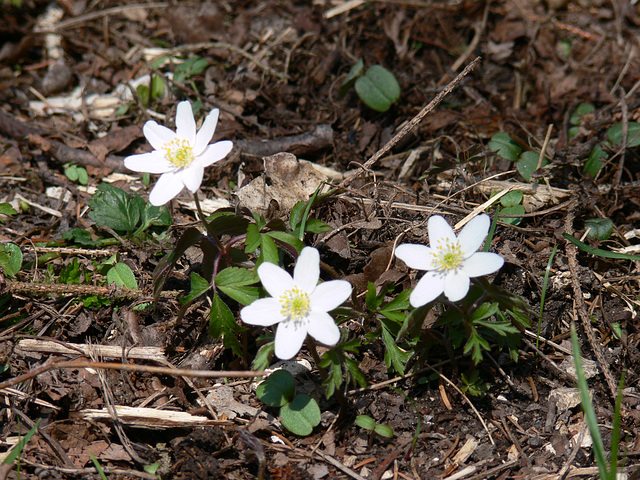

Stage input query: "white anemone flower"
[
  {"left": 124, "top": 100, "right": 233, "bottom": 206},
  {"left": 395, "top": 214, "right": 504, "bottom": 307},
  {"left": 240, "top": 247, "right": 352, "bottom": 360}
]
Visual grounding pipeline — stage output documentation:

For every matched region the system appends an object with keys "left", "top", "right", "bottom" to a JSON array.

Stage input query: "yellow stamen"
[
  {"left": 432, "top": 238, "right": 464, "bottom": 272},
  {"left": 163, "top": 138, "right": 194, "bottom": 167},
  {"left": 279, "top": 286, "right": 310, "bottom": 321}
]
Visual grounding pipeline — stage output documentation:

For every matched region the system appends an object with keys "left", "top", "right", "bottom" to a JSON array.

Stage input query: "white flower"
[
  {"left": 240, "top": 247, "right": 352, "bottom": 360},
  {"left": 124, "top": 100, "right": 233, "bottom": 206},
  {"left": 395, "top": 214, "right": 504, "bottom": 307}
]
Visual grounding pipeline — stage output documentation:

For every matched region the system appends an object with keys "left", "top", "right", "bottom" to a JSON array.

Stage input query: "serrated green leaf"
[
  {"left": 585, "top": 218, "right": 613, "bottom": 241},
  {"left": 215, "top": 267, "right": 258, "bottom": 287},
  {"left": 355, "top": 64, "right": 401, "bottom": 112},
  {"left": 471, "top": 302, "right": 499, "bottom": 322},
  {"left": 259, "top": 234, "right": 279, "bottom": 265},
  {"left": 107, "top": 263, "right": 138, "bottom": 290},
  {"left": 280, "top": 394, "right": 321, "bottom": 436},
  {"left": 607, "top": 122, "right": 640, "bottom": 147},
  {"left": 209, "top": 293, "right": 244, "bottom": 357},
  {"left": 488, "top": 132, "right": 521, "bottom": 161},
  {"left": 381, "top": 325, "right": 412, "bottom": 375},
  {"left": 256, "top": 370, "right": 295, "bottom": 407},
  {"left": 180, "top": 272, "right": 210, "bottom": 304},
  {"left": 0, "top": 202, "right": 17, "bottom": 218},
  {"left": 355, "top": 415, "right": 376, "bottom": 431},
  {"left": 464, "top": 328, "right": 491, "bottom": 364},
  {"left": 517, "top": 151, "right": 548, "bottom": 182},
  {"left": 88, "top": 184, "right": 144, "bottom": 233}
]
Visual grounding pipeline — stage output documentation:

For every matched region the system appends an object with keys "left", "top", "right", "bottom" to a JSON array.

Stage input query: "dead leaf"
[{"left": 88, "top": 124, "right": 143, "bottom": 162}]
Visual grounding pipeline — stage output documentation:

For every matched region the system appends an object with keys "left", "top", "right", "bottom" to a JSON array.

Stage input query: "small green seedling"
[
  {"left": 256, "top": 370, "right": 321, "bottom": 436},
  {"left": 517, "top": 150, "right": 549, "bottom": 182},
  {"left": 64, "top": 163, "right": 89, "bottom": 185},
  {"left": 136, "top": 75, "right": 165, "bottom": 106},
  {"left": 173, "top": 55, "right": 210, "bottom": 85},
  {"left": 584, "top": 218, "right": 613, "bottom": 241},
  {"left": 496, "top": 190, "right": 524, "bottom": 225},
  {"left": 569, "top": 103, "right": 595, "bottom": 139},
  {"left": 355, "top": 414, "right": 393, "bottom": 446},
  {"left": 583, "top": 143, "right": 608, "bottom": 177},
  {"left": 341, "top": 61, "right": 401, "bottom": 112},
  {"left": 0, "top": 202, "right": 17, "bottom": 221},
  {"left": 488, "top": 132, "right": 522, "bottom": 161}
]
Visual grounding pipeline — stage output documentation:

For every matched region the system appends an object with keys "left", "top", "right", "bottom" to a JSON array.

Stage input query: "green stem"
[
  {"left": 193, "top": 191, "right": 223, "bottom": 250},
  {"left": 307, "top": 337, "right": 351, "bottom": 424}
]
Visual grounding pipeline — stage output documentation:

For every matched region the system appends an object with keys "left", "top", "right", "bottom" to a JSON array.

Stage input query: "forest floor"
[{"left": 1, "top": 1, "right": 640, "bottom": 479}]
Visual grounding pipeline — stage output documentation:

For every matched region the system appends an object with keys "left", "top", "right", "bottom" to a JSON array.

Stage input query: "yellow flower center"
[
  {"left": 279, "top": 286, "right": 310, "bottom": 321},
  {"left": 432, "top": 238, "right": 464, "bottom": 271},
  {"left": 163, "top": 138, "right": 194, "bottom": 167}
]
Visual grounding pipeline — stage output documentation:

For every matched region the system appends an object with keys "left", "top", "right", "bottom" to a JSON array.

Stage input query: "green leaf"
[
  {"left": 2, "top": 418, "right": 41, "bottom": 465},
  {"left": 252, "top": 341, "right": 275, "bottom": 371},
  {"left": 303, "top": 219, "right": 332, "bottom": 234},
  {"left": 215, "top": 267, "right": 259, "bottom": 287},
  {"left": 355, "top": 65, "right": 401, "bottom": 112},
  {"left": 138, "top": 203, "right": 172, "bottom": 233},
  {"left": 517, "top": 151, "right": 548, "bottom": 182},
  {"left": 585, "top": 218, "right": 613, "bottom": 241},
  {"left": 256, "top": 370, "right": 295, "bottom": 407},
  {"left": 64, "top": 163, "right": 79, "bottom": 181},
  {"left": 569, "top": 103, "right": 595, "bottom": 126},
  {"left": 563, "top": 233, "right": 640, "bottom": 262},
  {"left": 266, "top": 231, "right": 305, "bottom": 252},
  {"left": 259, "top": 234, "right": 279, "bottom": 265},
  {"left": 150, "top": 75, "right": 165, "bottom": 99},
  {"left": 355, "top": 414, "right": 376, "bottom": 431},
  {"left": 463, "top": 328, "right": 491, "bottom": 364},
  {"left": 106, "top": 263, "right": 138, "bottom": 290},
  {"left": 340, "top": 59, "right": 364, "bottom": 97},
  {"left": 488, "top": 132, "right": 521, "bottom": 161},
  {"left": 209, "top": 293, "right": 244, "bottom": 357},
  {"left": 499, "top": 190, "right": 523, "bottom": 208},
  {"left": 374, "top": 424, "right": 394, "bottom": 438},
  {"left": 245, "top": 223, "right": 261, "bottom": 253},
  {"left": 471, "top": 302, "right": 499, "bottom": 321},
  {"left": 381, "top": 324, "right": 412, "bottom": 375},
  {"left": 583, "top": 143, "right": 607, "bottom": 177},
  {"left": 180, "top": 272, "right": 210, "bottom": 304},
  {"left": 88, "top": 184, "right": 144, "bottom": 233},
  {"left": 0, "top": 202, "right": 17, "bottom": 219},
  {"left": 0, "top": 243, "right": 22, "bottom": 277},
  {"left": 498, "top": 205, "right": 525, "bottom": 225},
  {"left": 218, "top": 285, "right": 261, "bottom": 306},
  {"left": 280, "top": 394, "right": 321, "bottom": 436},
  {"left": 607, "top": 121, "right": 640, "bottom": 147}
]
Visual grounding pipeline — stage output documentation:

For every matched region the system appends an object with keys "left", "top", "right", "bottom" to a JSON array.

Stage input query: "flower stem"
[
  {"left": 307, "top": 337, "right": 351, "bottom": 425},
  {"left": 193, "top": 191, "right": 223, "bottom": 250}
]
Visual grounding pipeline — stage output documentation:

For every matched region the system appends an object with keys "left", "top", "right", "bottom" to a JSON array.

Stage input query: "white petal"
[
  {"left": 182, "top": 162, "right": 204, "bottom": 192},
  {"left": 240, "top": 298, "right": 284, "bottom": 326},
  {"left": 193, "top": 108, "right": 220, "bottom": 156},
  {"left": 443, "top": 271, "right": 470, "bottom": 302},
  {"left": 461, "top": 252, "right": 504, "bottom": 277},
  {"left": 309, "top": 280, "right": 351, "bottom": 312},
  {"left": 428, "top": 215, "right": 456, "bottom": 246},
  {"left": 306, "top": 311, "right": 340, "bottom": 346},
  {"left": 257, "top": 262, "right": 294, "bottom": 298},
  {"left": 293, "top": 247, "right": 320, "bottom": 293},
  {"left": 124, "top": 151, "right": 172, "bottom": 174},
  {"left": 458, "top": 214, "right": 490, "bottom": 257},
  {"left": 175, "top": 101, "right": 196, "bottom": 145},
  {"left": 274, "top": 320, "right": 307, "bottom": 360},
  {"left": 410, "top": 271, "right": 444, "bottom": 307},
  {"left": 149, "top": 171, "right": 185, "bottom": 205},
  {"left": 144, "top": 121, "right": 176, "bottom": 151},
  {"left": 395, "top": 244, "right": 434, "bottom": 271},
  {"left": 196, "top": 141, "right": 233, "bottom": 167}
]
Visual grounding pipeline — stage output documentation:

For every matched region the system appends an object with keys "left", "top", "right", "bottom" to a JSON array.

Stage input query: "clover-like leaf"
[
  {"left": 279, "top": 394, "right": 321, "bottom": 436},
  {"left": 355, "top": 65, "right": 401, "bottom": 112},
  {"left": 517, "top": 151, "right": 548, "bottom": 182},
  {"left": 499, "top": 205, "right": 525, "bottom": 225},
  {"left": 607, "top": 122, "right": 640, "bottom": 147},
  {"left": 585, "top": 218, "right": 614, "bottom": 241},
  {"left": 488, "top": 132, "right": 521, "bottom": 161},
  {"left": 256, "top": 370, "right": 295, "bottom": 407},
  {"left": 583, "top": 143, "right": 608, "bottom": 177},
  {"left": 499, "top": 190, "right": 523, "bottom": 208}
]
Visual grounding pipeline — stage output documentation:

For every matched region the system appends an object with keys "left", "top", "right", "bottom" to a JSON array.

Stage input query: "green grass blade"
[
  {"left": 2, "top": 418, "right": 41, "bottom": 465},
  {"left": 537, "top": 245, "right": 558, "bottom": 349},
  {"left": 563, "top": 233, "right": 640, "bottom": 262},
  {"left": 571, "top": 327, "right": 610, "bottom": 479}
]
